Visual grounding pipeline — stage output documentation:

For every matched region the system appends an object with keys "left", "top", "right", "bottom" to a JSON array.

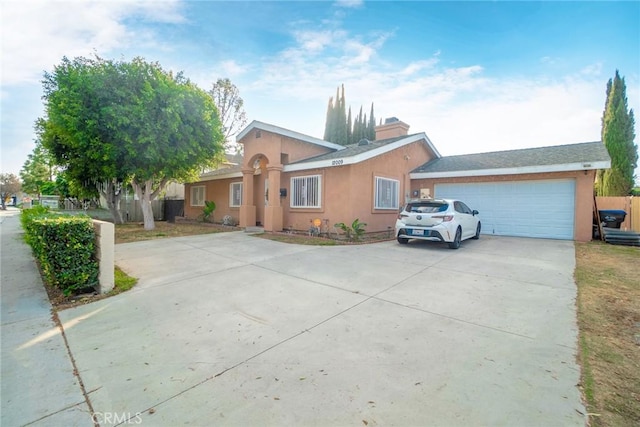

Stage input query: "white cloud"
[
  {"left": 399, "top": 58, "right": 439, "bottom": 76},
  {"left": 2, "top": 0, "right": 637, "bottom": 180},
  {"left": 0, "top": 0, "right": 185, "bottom": 86},
  {"left": 243, "top": 24, "right": 635, "bottom": 159},
  {"left": 239, "top": 13, "right": 638, "bottom": 156},
  {"left": 334, "top": 0, "right": 364, "bottom": 9},
  {"left": 416, "top": 77, "right": 609, "bottom": 156},
  {"left": 580, "top": 62, "right": 603, "bottom": 77},
  {"left": 540, "top": 56, "right": 557, "bottom": 65},
  {"left": 218, "top": 60, "right": 248, "bottom": 78},
  {"left": 292, "top": 29, "right": 344, "bottom": 53}
]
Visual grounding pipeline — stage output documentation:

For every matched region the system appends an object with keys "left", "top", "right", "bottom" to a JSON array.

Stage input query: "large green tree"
[
  {"left": 598, "top": 70, "right": 637, "bottom": 196},
  {"left": 39, "top": 55, "right": 225, "bottom": 229},
  {"left": 19, "top": 140, "right": 57, "bottom": 196}
]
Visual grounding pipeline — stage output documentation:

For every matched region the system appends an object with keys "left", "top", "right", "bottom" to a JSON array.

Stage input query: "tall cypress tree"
[
  {"left": 355, "top": 106, "right": 364, "bottom": 142},
  {"left": 599, "top": 70, "right": 638, "bottom": 196},
  {"left": 323, "top": 97, "right": 334, "bottom": 141},
  {"left": 346, "top": 107, "right": 352, "bottom": 145},
  {"left": 336, "top": 84, "right": 348, "bottom": 144},
  {"left": 331, "top": 86, "right": 340, "bottom": 143},
  {"left": 367, "top": 103, "right": 376, "bottom": 140},
  {"left": 321, "top": 85, "right": 376, "bottom": 145}
]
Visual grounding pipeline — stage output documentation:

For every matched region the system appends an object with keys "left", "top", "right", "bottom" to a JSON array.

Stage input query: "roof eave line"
[{"left": 410, "top": 160, "right": 611, "bottom": 179}]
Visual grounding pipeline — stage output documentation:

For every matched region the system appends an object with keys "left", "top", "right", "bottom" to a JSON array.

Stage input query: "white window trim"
[
  {"left": 229, "top": 182, "right": 243, "bottom": 207},
  {"left": 290, "top": 174, "right": 322, "bottom": 208},
  {"left": 374, "top": 176, "right": 399, "bottom": 210},
  {"left": 191, "top": 185, "right": 205, "bottom": 207}
]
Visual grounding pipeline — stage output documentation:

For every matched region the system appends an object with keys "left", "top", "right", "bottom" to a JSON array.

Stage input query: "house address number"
[{"left": 331, "top": 159, "right": 344, "bottom": 166}]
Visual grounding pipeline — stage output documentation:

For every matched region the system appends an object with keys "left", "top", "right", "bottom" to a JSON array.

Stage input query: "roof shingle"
[{"left": 412, "top": 141, "right": 610, "bottom": 173}]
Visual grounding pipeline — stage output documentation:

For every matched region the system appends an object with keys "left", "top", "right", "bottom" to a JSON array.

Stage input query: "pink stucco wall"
[
  {"left": 184, "top": 177, "right": 243, "bottom": 223},
  {"left": 275, "top": 140, "right": 435, "bottom": 233},
  {"left": 185, "top": 124, "right": 598, "bottom": 241},
  {"left": 185, "top": 129, "right": 436, "bottom": 233}
]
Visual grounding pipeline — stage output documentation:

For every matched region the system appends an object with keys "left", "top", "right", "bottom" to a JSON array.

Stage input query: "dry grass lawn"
[
  {"left": 115, "top": 221, "right": 238, "bottom": 244},
  {"left": 575, "top": 241, "right": 640, "bottom": 426}
]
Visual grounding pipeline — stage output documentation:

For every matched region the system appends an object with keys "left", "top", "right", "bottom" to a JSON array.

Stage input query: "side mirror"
[{"left": 472, "top": 210, "right": 479, "bottom": 216}]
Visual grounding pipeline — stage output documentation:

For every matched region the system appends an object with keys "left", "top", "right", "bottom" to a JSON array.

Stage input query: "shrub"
[
  {"left": 20, "top": 205, "right": 51, "bottom": 237},
  {"left": 201, "top": 200, "right": 216, "bottom": 222},
  {"left": 335, "top": 218, "right": 367, "bottom": 241},
  {"left": 22, "top": 208, "right": 98, "bottom": 295}
]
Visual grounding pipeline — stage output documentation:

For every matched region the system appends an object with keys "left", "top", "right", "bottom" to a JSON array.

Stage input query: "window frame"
[
  {"left": 374, "top": 176, "right": 400, "bottom": 210},
  {"left": 190, "top": 185, "right": 205, "bottom": 207},
  {"left": 229, "top": 182, "right": 243, "bottom": 208},
  {"left": 290, "top": 174, "right": 322, "bottom": 208}
]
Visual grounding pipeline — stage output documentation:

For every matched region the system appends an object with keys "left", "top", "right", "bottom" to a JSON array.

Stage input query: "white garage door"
[{"left": 434, "top": 179, "right": 576, "bottom": 239}]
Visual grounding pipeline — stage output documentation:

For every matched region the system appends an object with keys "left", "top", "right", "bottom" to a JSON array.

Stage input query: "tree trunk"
[
  {"left": 132, "top": 179, "right": 156, "bottom": 230},
  {"left": 100, "top": 181, "right": 124, "bottom": 224},
  {"left": 131, "top": 178, "right": 169, "bottom": 230},
  {"left": 140, "top": 190, "right": 155, "bottom": 230}
]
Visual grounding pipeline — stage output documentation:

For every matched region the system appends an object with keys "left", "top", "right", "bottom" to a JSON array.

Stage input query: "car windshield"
[{"left": 406, "top": 202, "right": 448, "bottom": 213}]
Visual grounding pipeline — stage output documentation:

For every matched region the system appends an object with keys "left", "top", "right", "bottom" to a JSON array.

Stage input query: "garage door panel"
[{"left": 434, "top": 180, "right": 575, "bottom": 240}]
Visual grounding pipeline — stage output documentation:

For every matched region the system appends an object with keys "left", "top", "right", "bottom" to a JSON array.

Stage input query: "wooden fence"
[
  {"left": 59, "top": 198, "right": 166, "bottom": 223},
  {"left": 120, "top": 199, "right": 165, "bottom": 222},
  {"left": 596, "top": 196, "right": 639, "bottom": 232}
]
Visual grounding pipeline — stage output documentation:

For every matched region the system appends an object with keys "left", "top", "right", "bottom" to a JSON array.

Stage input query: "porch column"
[
  {"left": 264, "top": 165, "right": 283, "bottom": 232},
  {"left": 239, "top": 167, "right": 256, "bottom": 227}
]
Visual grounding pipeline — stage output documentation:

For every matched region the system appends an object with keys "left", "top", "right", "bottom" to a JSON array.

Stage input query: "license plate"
[{"left": 412, "top": 229, "right": 424, "bottom": 236}]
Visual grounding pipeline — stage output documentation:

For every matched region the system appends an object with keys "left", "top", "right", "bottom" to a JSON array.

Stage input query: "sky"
[{"left": 1, "top": 0, "right": 639, "bottom": 179}]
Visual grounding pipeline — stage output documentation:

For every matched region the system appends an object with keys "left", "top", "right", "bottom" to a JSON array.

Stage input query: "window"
[
  {"left": 454, "top": 201, "right": 472, "bottom": 214},
  {"left": 375, "top": 177, "right": 399, "bottom": 210},
  {"left": 230, "top": 182, "right": 242, "bottom": 207},
  {"left": 190, "top": 186, "right": 205, "bottom": 206},
  {"left": 406, "top": 201, "right": 448, "bottom": 213},
  {"left": 291, "top": 175, "right": 321, "bottom": 208}
]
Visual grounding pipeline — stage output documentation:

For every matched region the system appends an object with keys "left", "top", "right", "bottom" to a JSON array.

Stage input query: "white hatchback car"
[{"left": 395, "top": 198, "right": 481, "bottom": 249}]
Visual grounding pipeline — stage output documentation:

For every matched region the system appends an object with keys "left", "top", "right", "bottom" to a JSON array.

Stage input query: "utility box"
[{"left": 164, "top": 199, "right": 185, "bottom": 223}]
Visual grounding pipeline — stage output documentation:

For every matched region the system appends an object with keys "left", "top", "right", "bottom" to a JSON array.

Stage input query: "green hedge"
[
  {"left": 20, "top": 205, "right": 50, "bottom": 236},
  {"left": 21, "top": 207, "right": 98, "bottom": 295}
]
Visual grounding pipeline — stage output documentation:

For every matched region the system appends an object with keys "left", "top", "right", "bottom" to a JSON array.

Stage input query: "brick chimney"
[{"left": 374, "top": 117, "right": 410, "bottom": 140}]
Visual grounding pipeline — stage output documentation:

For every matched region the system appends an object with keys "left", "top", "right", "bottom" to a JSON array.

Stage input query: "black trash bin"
[
  {"left": 164, "top": 199, "right": 185, "bottom": 223},
  {"left": 598, "top": 209, "right": 626, "bottom": 229}
]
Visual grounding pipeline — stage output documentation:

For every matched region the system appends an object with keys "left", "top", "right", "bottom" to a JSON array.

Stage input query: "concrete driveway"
[{"left": 58, "top": 232, "right": 586, "bottom": 426}]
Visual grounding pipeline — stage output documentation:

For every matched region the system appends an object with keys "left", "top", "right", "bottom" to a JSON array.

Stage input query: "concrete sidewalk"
[{"left": 0, "top": 210, "right": 92, "bottom": 426}]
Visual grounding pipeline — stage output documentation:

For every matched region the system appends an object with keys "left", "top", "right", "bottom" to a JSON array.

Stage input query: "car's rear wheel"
[
  {"left": 472, "top": 222, "right": 481, "bottom": 240},
  {"left": 397, "top": 236, "right": 409, "bottom": 244},
  {"left": 448, "top": 227, "right": 462, "bottom": 249}
]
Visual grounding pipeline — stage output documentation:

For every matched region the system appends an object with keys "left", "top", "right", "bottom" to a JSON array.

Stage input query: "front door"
[{"left": 254, "top": 175, "right": 269, "bottom": 226}]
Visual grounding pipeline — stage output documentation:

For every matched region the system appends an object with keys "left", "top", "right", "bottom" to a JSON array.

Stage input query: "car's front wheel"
[
  {"left": 472, "top": 222, "right": 481, "bottom": 240},
  {"left": 448, "top": 227, "right": 462, "bottom": 249},
  {"left": 397, "top": 236, "right": 409, "bottom": 244}
]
